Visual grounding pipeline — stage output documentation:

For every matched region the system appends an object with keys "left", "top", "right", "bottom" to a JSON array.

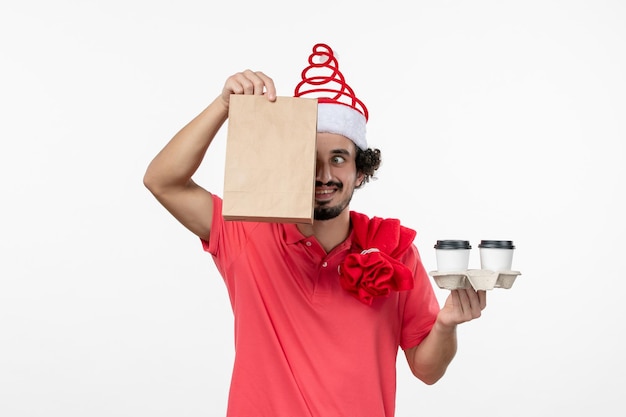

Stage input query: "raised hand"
[{"left": 220, "top": 69, "right": 277, "bottom": 108}]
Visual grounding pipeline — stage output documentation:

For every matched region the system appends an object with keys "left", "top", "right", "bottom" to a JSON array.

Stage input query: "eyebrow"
[{"left": 330, "top": 148, "right": 352, "bottom": 156}]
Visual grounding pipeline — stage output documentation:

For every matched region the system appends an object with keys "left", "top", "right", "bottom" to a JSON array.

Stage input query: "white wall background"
[{"left": 1, "top": 0, "right": 624, "bottom": 416}]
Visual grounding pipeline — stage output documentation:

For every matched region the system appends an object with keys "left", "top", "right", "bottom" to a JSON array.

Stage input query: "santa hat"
[{"left": 294, "top": 43, "right": 369, "bottom": 150}]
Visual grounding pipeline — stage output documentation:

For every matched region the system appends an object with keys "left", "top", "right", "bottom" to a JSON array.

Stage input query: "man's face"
[{"left": 313, "top": 132, "right": 364, "bottom": 221}]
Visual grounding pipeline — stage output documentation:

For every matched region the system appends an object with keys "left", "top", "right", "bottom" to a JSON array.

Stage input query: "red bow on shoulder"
[{"left": 339, "top": 212, "right": 417, "bottom": 305}]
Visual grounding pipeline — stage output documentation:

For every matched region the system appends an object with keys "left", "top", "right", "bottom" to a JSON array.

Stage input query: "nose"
[{"left": 316, "top": 160, "right": 332, "bottom": 184}]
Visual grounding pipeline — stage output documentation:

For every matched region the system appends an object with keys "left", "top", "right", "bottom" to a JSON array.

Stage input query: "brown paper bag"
[{"left": 223, "top": 95, "right": 317, "bottom": 224}]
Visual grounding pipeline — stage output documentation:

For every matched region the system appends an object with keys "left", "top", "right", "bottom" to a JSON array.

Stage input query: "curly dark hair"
[{"left": 355, "top": 147, "right": 381, "bottom": 188}]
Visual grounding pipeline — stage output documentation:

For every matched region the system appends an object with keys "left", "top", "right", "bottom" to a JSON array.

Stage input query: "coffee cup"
[
  {"left": 478, "top": 240, "right": 515, "bottom": 272},
  {"left": 434, "top": 240, "right": 471, "bottom": 272}
]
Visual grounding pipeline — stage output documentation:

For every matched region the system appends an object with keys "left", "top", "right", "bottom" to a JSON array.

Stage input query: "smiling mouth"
[
  {"left": 316, "top": 189, "right": 334, "bottom": 195},
  {"left": 315, "top": 187, "right": 336, "bottom": 202},
  {"left": 315, "top": 181, "right": 342, "bottom": 201}
]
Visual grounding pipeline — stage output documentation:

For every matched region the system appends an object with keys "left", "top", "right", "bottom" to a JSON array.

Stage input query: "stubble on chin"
[{"left": 313, "top": 205, "right": 343, "bottom": 221}]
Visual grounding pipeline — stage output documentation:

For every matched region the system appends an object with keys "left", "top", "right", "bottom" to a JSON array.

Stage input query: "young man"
[{"left": 144, "top": 43, "right": 486, "bottom": 417}]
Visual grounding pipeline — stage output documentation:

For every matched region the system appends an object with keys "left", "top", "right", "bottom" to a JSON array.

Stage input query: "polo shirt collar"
[
  {"left": 281, "top": 223, "right": 355, "bottom": 252},
  {"left": 283, "top": 223, "right": 308, "bottom": 245}
]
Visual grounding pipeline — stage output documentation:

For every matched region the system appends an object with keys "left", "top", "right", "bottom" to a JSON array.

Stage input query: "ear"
[{"left": 356, "top": 171, "right": 365, "bottom": 188}]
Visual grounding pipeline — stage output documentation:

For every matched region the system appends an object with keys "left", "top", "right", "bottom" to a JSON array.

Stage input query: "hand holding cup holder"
[{"left": 429, "top": 240, "right": 521, "bottom": 290}]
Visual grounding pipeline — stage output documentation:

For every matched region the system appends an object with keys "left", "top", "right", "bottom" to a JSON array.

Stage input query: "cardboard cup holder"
[{"left": 428, "top": 269, "right": 522, "bottom": 291}]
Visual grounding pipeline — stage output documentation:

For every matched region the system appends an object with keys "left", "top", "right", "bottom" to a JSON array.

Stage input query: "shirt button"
[
  {"left": 322, "top": 262, "right": 328, "bottom": 267},
  {"left": 305, "top": 241, "right": 312, "bottom": 247}
]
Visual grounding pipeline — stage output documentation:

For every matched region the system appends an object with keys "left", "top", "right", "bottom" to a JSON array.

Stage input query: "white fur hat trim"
[{"left": 317, "top": 103, "right": 367, "bottom": 150}]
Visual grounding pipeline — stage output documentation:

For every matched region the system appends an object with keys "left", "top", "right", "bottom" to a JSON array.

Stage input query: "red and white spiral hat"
[{"left": 294, "top": 43, "right": 369, "bottom": 150}]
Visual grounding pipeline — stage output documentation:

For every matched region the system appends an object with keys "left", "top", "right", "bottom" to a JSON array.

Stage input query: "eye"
[{"left": 331, "top": 155, "right": 346, "bottom": 164}]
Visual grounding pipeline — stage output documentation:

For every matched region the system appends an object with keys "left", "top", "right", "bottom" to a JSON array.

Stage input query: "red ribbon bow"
[{"left": 339, "top": 212, "right": 417, "bottom": 305}]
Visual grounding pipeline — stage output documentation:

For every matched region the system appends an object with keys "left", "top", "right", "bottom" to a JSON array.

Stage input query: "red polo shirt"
[{"left": 202, "top": 195, "right": 439, "bottom": 417}]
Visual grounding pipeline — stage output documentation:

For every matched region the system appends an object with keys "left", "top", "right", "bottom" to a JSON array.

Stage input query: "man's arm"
[
  {"left": 143, "top": 70, "right": 276, "bottom": 241},
  {"left": 404, "top": 288, "right": 486, "bottom": 385}
]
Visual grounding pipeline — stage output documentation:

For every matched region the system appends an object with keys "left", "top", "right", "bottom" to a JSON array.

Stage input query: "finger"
[
  {"left": 238, "top": 69, "right": 272, "bottom": 96},
  {"left": 224, "top": 70, "right": 259, "bottom": 95},
  {"left": 467, "top": 288, "right": 484, "bottom": 317},
  {"left": 255, "top": 71, "right": 277, "bottom": 101},
  {"left": 222, "top": 72, "right": 246, "bottom": 98},
  {"left": 235, "top": 69, "right": 259, "bottom": 95},
  {"left": 478, "top": 290, "right": 487, "bottom": 310},
  {"left": 456, "top": 288, "right": 470, "bottom": 316},
  {"left": 458, "top": 288, "right": 481, "bottom": 318}
]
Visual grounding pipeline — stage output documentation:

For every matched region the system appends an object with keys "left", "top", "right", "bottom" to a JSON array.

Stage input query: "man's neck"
[{"left": 297, "top": 209, "right": 352, "bottom": 253}]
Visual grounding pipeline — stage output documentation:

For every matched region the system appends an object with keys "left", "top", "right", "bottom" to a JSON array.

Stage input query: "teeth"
[{"left": 316, "top": 189, "right": 334, "bottom": 195}]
